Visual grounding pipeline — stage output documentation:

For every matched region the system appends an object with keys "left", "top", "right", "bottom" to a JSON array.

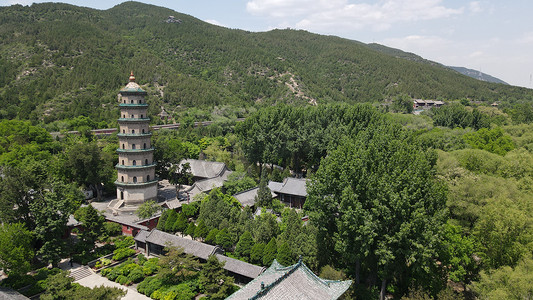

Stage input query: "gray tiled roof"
[
  {"left": 134, "top": 229, "right": 150, "bottom": 243},
  {"left": 144, "top": 229, "right": 220, "bottom": 260},
  {"left": 233, "top": 187, "right": 277, "bottom": 207},
  {"left": 269, "top": 178, "right": 308, "bottom": 197},
  {"left": 0, "top": 287, "right": 30, "bottom": 300},
  {"left": 227, "top": 259, "right": 352, "bottom": 300},
  {"left": 178, "top": 159, "right": 228, "bottom": 179},
  {"left": 185, "top": 169, "right": 232, "bottom": 197},
  {"left": 215, "top": 254, "right": 265, "bottom": 279},
  {"left": 105, "top": 215, "right": 149, "bottom": 231}
]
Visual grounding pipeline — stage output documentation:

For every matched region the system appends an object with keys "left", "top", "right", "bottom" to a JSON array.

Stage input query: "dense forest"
[{"left": 1, "top": 1, "right": 533, "bottom": 132}]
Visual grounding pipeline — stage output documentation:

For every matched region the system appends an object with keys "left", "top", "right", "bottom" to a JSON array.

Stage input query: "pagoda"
[{"left": 115, "top": 72, "right": 157, "bottom": 207}]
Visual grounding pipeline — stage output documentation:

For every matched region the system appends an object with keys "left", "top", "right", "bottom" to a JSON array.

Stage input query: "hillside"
[
  {"left": 448, "top": 66, "right": 508, "bottom": 85},
  {"left": 367, "top": 43, "right": 509, "bottom": 84},
  {"left": 0, "top": 1, "right": 531, "bottom": 129}
]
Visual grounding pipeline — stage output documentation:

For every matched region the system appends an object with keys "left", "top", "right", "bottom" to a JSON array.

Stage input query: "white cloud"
[
  {"left": 205, "top": 19, "right": 225, "bottom": 27},
  {"left": 468, "top": 1, "right": 482, "bottom": 13},
  {"left": 247, "top": 0, "right": 463, "bottom": 32},
  {"left": 8, "top": 0, "right": 33, "bottom": 5}
]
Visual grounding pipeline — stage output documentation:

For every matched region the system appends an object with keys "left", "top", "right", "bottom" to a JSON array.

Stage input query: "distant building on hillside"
[
  {"left": 227, "top": 259, "right": 352, "bottom": 300},
  {"left": 413, "top": 99, "right": 445, "bottom": 110}
]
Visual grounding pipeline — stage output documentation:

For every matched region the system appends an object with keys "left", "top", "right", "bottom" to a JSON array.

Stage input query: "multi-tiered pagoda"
[{"left": 115, "top": 72, "right": 157, "bottom": 207}]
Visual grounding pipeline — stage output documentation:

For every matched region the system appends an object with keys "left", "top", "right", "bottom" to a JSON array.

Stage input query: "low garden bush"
[{"left": 112, "top": 247, "right": 136, "bottom": 261}]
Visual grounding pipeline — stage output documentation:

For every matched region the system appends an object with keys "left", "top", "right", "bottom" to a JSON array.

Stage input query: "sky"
[{"left": 2, "top": 0, "right": 533, "bottom": 89}]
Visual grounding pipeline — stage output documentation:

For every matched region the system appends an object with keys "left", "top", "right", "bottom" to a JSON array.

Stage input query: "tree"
[
  {"left": 463, "top": 127, "right": 515, "bottom": 156},
  {"left": 252, "top": 211, "right": 280, "bottom": 244},
  {"left": 262, "top": 238, "right": 277, "bottom": 266},
  {"left": 164, "top": 210, "right": 178, "bottom": 233},
  {"left": 440, "top": 223, "right": 479, "bottom": 287},
  {"left": 32, "top": 180, "right": 83, "bottom": 267},
  {"left": 74, "top": 204, "right": 105, "bottom": 247},
  {"left": 199, "top": 255, "right": 235, "bottom": 300},
  {"left": 205, "top": 228, "right": 219, "bottom": 245},
  {"left": 255, "top": 169, "right": 272, "bottom": 208},
  {"left": 169, "top": 162, "right": 193, "bottom": 198},
  {"left": 158, "top": 245, "right": 200, "bottom": 283},
  {"left": 156, "top": 209, "right": 169, "bottom": 230},
  {"left": 470, "top": 254, "right": 533, "bottom": 299},
  {"left": 173, "top": 212, "right": 188, "bottom": 234},
  {"left": 0, "top": 223, "right": 34, "bottom": 276},
  {"left": 235, "top": 231, "right": 255, "bottom": 261},
  {"left": 194, "top": 219, "right": 209, "bottom": 240},
  {"left": 305, "top": 125, "right": 448, "bottom": 298},
  {"left": 185, "top": 222, "right": 196, "bottom": 238},
  {"left": 41, "top": 270, "right": 125, "bottom": 300},
  {"left": 250, "top": 242, "right": 265, "bottom": 265},
  {"left": 136, "top": 200, "right": 161, "bottom": 220},
  {"left": 391, "top": 94, "right": 413, "bottom": 114},
  {"left": 276, "top": 242, "right": 294, "bottom": 266},
  {"left": 216, "top": 228, "right": 233, "bottom": 251},
  {"left": 59, "top": 140, "right": 114, "bottom": 201},
  {"left": 223, "top": 172, "right": 256, "bottom": 195}
]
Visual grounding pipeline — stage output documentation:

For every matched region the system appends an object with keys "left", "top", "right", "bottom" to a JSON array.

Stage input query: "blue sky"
[{"left": 3, "top": 0, "right": 533, "bottom": 89}]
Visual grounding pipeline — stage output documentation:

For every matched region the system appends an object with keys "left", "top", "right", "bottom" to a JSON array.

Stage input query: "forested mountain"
[
  {"left": 448, "top": 66, "right": 508, "bottom": 85},
  {"left": 0, "top": 1, "right": 531, "bottom": 130}
]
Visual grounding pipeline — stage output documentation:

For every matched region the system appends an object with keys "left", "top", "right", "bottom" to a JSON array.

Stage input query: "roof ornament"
[{"left": 129, "top": 71, "right": 135, "bottom": 82}]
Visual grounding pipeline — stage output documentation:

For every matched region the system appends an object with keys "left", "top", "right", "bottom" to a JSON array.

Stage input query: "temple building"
[
  {"left": 227, "top": 259, "right": 352, "bottom": 300},
  {"left": 115, "top": 72, "right": 157, "bottom": 208}
]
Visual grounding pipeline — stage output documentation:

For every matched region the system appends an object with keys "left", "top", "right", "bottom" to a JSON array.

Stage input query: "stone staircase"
[{"left": 69, "top": 266, "right": 93, "bottom": 281}]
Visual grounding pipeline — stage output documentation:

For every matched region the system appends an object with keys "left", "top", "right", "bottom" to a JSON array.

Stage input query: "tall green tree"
[
  {"left": 0, "top": 223, "right": 34, "bottom": 276},
  {"left": 32, "top": 180, "right": 83, "bottom": 267},
  {"left": 262, "top": 238, "right": 278, "bottom": 266},
  {"left": 199, "top": 255, "right": 235, "bottom": 300},
  {"left": 136, "top": 200, "right": 161, "bottom": 220},
  {"left": 59, "top": 140, "right": 114, "bottom": 200},
  {"left": 74, "top": 204, "right": 105, "bottom": 247},
  {"left": 255, "top": 169, "right": 272, "bottom": 208},
  {"left": 276, "top": 242, "right": 294, "bottom": 266},
  {"left": 305, "top": 125, "right": 448, "bottom": 298},
  {"left": 235, "top": 231, "right": 255, "bottom": 261}
]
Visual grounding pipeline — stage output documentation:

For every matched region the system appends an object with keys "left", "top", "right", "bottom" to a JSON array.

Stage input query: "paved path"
[
  {"left": 59, "top": 258, "right": 150, "bottom": 300},
  {"left": 76, "top": 273, "right": 150, "bottom": 300}
]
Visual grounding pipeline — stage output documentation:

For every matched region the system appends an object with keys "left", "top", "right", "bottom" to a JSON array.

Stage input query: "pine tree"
[
  {"left": 255, "top": 169, "right": 272, "bottom": 208},
  {"left": 250, "top": 243, "right": 265, "bottom": 265},
  {"left": 205, "top": 228, "right": 219, "bottom": 245},
  {"left": 185, "top": 222, "right": 196, "bottom": 239},
  {"left": 262, "top": 238, "right": 277, "bottom": 266},
  {"left": 194, "top": 219, "right": 209, "bottom": 240},
  {"left": 173, "top": 212, "right": 188, "bottom": 234},
  {"left": 199, "top": 255, "right": 235, "bottom": 300},
  {"left": 164, "top": 210, "right": 178, "bottom": 233},
  {"left": 235, "top": 231, "right": 255, "bottom": 261},
  {"left": 156, "top": 209, "right": 169, "bottom": 230},
  {"left": 276, "top": 242, "right": 294, "bottom": 266}
]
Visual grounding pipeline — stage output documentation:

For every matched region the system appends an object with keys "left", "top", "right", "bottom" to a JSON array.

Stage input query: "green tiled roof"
[
  {"left": 119, "top": 103, "right": 149, "bottom": 107},
  {"left": 119, "top": 81, "right": 147, "bottom": 94},
  {"left": 227, "top": 259, "right": 352, "bottom": 300},
  {"left": 114, "top": 179, "right": 158, "bottom": 187},
  {"left": 118, "top": 118, "right": 150, "bottom": 122},
  {"left": 115, "top": 163, "right": 157, "bottom": 169}
]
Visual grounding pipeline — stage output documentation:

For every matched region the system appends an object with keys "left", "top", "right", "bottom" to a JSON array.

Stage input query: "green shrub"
[
  {"left": 112, "top": 248, "right": 136, "bottom": 261},
  {"left": 114, "top": 236, "right": 134, "bottom": 249},
  {"left": 106, "top": 268, "right": 120, "bottom": 281},
  {"left": 104, "top": 222, "right": 122, "bottom": 237},
  {"left": 127, "top": 268, "right": 144, "bottom": 283},
  {"left": 137, "top": 253, "right": 147, "bottom": 265},
  {"left": 137, "top": 277, "right": 164, "bottom": 296},
  {"left": 116, "top": 275, "right": 131, "bottom": 285}
]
